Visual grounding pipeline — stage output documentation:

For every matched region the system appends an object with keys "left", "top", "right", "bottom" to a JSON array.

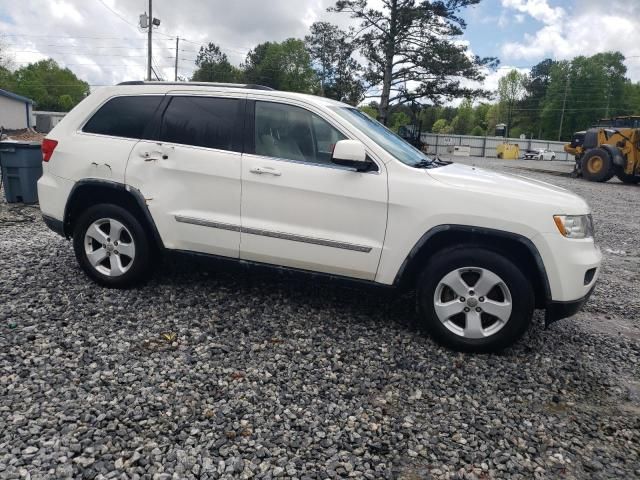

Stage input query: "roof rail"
[{"left": 116, "top": 81, "right": 274, "bottom": 91}]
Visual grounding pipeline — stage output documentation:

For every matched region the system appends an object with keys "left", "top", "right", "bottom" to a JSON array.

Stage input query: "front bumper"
[
  {"left": 42, "top": 214, "right": 66, "bottom": 238},
  {"left": 545, "top": 285, "right": 595, "bottom": 326}
]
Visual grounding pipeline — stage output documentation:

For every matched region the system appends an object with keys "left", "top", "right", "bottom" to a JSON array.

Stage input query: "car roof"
[{"left": 108, "top": 81, "right": 350, "bottom": 109}]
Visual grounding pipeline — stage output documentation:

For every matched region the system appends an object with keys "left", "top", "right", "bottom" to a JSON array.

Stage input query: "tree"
[
  {"left": 243, "top": 39, "right": 317, "bottom": 93},
  {"left": 450, "top": 98, "right": 474, "bottom": 134},
  {"left": 470, "top": 125, "right": 484, "bottom": 136},
  {"left": 11, "top": 59, "right": 89, "bottom": 111},
  {"left": 520, "top": 59, "right": 555, "bottom": 137},
  {"left": 331, "top": 0, "right": 498, "bottom": 125},
  {"left": 191, "top": 42, "right": 242, "bottom": 83},
  {"left": 432, "top": 118, "right": 452, "bottom": 134},
  {"left": 539, "top": 52, "right": 629, "bottom": 140},
  {"left": 389, "top": 111, "right": 410, "bottom": 132},
  {"left": 305, "top": 22, "right": 365, "bottom": 104},
  {"left": 498, "top": 69, "right": 526, "bottom": 137}
]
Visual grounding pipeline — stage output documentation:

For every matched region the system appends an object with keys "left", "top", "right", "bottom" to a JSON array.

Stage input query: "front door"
[
  {"left": 240, "top": 100, "right": 388, "bottom": 280},
  {"left": 126, "top": 93, "right": 245, "bottom": 258}
]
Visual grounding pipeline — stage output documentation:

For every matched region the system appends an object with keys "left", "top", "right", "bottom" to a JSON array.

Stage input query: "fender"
[
  {"left": 63, "top": 178, "right": 164, "bottom": 249},
  {"left": 393, "top": 224, "right": 552, "bottom": 301}
]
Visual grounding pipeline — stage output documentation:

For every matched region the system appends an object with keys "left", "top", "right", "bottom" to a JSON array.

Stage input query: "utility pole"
[
  {"left": 147, "top": 0, "right": 152, "bottom": 81},
  {"left": 174, "top": 36, "right": 179, "bottom": 81},
  {"left": 558, "top": 75, "right": 570, "bottom": 141}
]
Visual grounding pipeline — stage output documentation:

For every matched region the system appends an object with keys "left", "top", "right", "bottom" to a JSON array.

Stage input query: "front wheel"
[
  {"left": 417, "top": 247, "right": 534, "bottom": 352},
  {"left": 73, "top": 204, "right": 153, "bottom": 288},
  {"left": 581, "top": 148, "right": 614, "bottom": 182}
]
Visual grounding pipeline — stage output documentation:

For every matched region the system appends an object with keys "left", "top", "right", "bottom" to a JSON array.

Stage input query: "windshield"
[{"left": 331, "top": 107, "right": 433, "bottom": 167}]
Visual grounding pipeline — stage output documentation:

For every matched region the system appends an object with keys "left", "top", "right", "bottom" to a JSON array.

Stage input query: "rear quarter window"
[{"left": 82, "top": 95, "right": 163, "bottom": 139}]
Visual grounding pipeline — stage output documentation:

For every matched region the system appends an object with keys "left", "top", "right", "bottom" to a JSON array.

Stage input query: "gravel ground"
[{"left": 1, "top": 160, "right": 639, "bottom": 480}]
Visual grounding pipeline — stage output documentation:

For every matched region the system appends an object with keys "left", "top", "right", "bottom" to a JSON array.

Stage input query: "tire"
[
  {"left": 551, "top": 156, "right": 556, "bottom": 161},
  {"left": 416, "top": 246, "right": 534, "bottom": 353},
  {"left": 614, "top": 168, "right": 640, "bottom": 184},
  {"left": 73, "top": 204, "right": 153, "bottom": 288},
  {"left": 581, "top": 148, "right": 615, "bottom": 182}
]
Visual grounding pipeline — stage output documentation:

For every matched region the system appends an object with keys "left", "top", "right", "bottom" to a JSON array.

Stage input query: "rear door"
[{"left": 126, "top": 93, "right": 245, "bottom": 258}]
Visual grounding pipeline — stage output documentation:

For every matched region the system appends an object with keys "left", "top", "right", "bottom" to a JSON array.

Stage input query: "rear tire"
[
  {"left": 416, "top": 246, "right": 534, "bottom": 352},
  {"left": 73, "top": 204, "right": 153, "bottom": 288},
  {"left": 615, "top": 168, "right": 640, "bottom": 184},
  {"left": 581, "top": 148, "right": 615, "bottom": 182}
]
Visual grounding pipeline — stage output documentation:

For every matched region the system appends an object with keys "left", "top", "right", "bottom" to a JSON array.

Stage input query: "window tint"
[
  {"left": 160, "top": 96, "right": 240, "bottom": 151},
  {"left": 255, "top": 102, "right": 346, "bottom": 165},
  {"left": 83, "top": 95, "right": 162, "bottom": 139}
]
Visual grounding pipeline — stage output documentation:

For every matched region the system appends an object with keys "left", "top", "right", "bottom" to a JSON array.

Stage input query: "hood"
[{"left": 427, "top": 163, "right": 589, "bottom": 213}]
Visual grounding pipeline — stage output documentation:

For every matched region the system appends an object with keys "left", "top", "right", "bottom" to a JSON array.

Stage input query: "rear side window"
[
  {"left": 160, "top": 96, "right": 240, "bottom": 151},
  {"left": 83, "top": 95, "right": 162, "bottom": 139}
]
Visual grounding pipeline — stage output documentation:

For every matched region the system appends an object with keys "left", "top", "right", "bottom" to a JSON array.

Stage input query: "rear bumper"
[
  {"left": 42, "top": 214, "right": 65, "bottom": 238},
  {"left": 545, "top": 284, "right": 595, "bottom": 326}
]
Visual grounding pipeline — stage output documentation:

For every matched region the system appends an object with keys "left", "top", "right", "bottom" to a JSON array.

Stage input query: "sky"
[{"left": 1, "top": 0, "right": 639, "bottom": 96}]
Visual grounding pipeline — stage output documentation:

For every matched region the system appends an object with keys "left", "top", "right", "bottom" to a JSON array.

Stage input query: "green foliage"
[
  {"left": 450, "top": 99, "right": 474, "bottom": 134},
  {"left": 359, "top": 105, "right": 378, "bottom": 119},
  {"left": 243, "top": 39, "right": 317, "bottom": 93},
  {"left": 389, "top": 112, "right": 411, "bottom": 132},
  {"left": 191, "top": 42, "right": 243, "bottom": 83},
  {"left": 432, "top": 119, "right": 452, "bottom": 134},
  {"left": 10, "top": 59, "right": 89, "bottom": 111},
  {"left": 470, "top": 125, "right": 485, "bottom": 136},
  {"left": 305, "top": 22, "right": 365, "bottom": 105}
]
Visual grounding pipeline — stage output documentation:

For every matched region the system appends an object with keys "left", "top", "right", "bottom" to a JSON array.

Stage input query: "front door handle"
[{"left": 250, "top": 167, "right": 281, "bottom": 176}]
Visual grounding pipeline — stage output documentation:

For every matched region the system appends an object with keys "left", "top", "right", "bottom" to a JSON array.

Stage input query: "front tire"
[
  {"left": 417, "top": 247, "right": 534, "bottom": 352},
  {"left": 73, "top": 204, "right": 153, "bottom": 288},
  {"left": 581, "top": 148, "right": 615, "bottom": 182}
]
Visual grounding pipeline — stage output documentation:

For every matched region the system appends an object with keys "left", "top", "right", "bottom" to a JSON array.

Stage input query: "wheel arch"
[
  {"left": 63, "top": 179, "right": 164, "bottom": 250},
  {"left": 393, "top": 225, "right": 551, "bottom": 308}
]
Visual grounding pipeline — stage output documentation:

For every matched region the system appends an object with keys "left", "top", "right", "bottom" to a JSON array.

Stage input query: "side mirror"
[{"left": 331, "top": 140, "right": 372, "bottom": 172}]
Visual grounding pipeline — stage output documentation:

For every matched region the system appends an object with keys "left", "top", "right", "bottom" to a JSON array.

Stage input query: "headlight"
[{"left": 553, "top": 214, "right": 594, "bottom": 239}]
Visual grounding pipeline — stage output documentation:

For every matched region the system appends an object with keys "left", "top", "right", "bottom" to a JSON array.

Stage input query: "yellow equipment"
[
  {"left": 496, "top": 143, "right": 520, "bottom": 160},
  {"left": 564, "top": 127, "right": 640, "bottom": 183}
]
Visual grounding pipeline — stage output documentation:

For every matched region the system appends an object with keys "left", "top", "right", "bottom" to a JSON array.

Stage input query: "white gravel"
[{"left": 0, "top": 161, "right": 639, "bottom": 479}]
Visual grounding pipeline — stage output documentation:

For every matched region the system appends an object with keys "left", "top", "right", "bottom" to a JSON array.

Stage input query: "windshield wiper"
[{"left": 413, "top": 158, "right": 436, "bottom": 168}]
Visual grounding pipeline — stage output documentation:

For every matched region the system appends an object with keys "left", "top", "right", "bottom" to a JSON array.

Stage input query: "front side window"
[
  {"left": 331, "top": 107, "right": 433, "bottom": 167},
  {"left": 254, "top": 101, "right": 346, "bottom": 165},
  {"left": 83, "top": 95, "right": 162, "bottom": 139},
  {"left": 160, "top": 96, "right": 240, "bottom": 151}
]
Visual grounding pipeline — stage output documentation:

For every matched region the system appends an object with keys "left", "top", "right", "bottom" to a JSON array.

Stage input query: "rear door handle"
[{"left": 250, "top": 167, "right": 281, "bottom": 176}]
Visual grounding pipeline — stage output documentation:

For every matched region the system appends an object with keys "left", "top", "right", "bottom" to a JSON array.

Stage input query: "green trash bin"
[{"left": 0, "top": 141, "right": 43, "bottom": 204}]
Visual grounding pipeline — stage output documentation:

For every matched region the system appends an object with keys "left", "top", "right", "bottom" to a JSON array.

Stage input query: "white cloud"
[
  {"left": 500, "top": 0, "right": 640, "bottom": 81},
  {"left": 501, "top": 0, "right": 565, "bottom": 25},
  {"left": 0, "top": 0, "right": 341, "bottom": 86}
]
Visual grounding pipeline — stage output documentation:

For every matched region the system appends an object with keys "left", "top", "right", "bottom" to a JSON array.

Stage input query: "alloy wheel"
[
  {"left": 433, "top": 267, "right": 512, "bottom": 339},
  {"left": 84, "top": 218, "right": 136, "bottom": 277}
]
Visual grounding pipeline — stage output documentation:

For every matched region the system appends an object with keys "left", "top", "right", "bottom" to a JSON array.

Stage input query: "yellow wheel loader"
[{"left": 564, "top": 127, "right": 640, "bottom": 184}]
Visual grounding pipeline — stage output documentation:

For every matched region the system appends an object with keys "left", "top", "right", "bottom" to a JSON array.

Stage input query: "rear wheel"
[
  {"left": 615, "top": 168, "right": 640, "bottom": 184},
  {"left": 581, "top": 148, "right": 615, "bottom": 182},
  {"left": 73, "top": 204, "right": 153, "bottom": 288},
  {"left": 417, "top": 247, "right": 534, "bottom": 352}
]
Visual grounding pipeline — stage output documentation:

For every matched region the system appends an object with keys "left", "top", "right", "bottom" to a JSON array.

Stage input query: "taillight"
[{"left": 41, "top": 138, "right": 58, "bottom": 162}]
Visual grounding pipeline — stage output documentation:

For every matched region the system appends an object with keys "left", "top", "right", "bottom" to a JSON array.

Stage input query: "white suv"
[{"left": 37, "top": 82, "right": 601, "bottom": 351}]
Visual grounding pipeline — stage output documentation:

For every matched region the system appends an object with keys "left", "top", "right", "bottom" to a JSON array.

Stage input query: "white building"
[{"left": 0, "top": 88, "right": 34, "bottom": 130}]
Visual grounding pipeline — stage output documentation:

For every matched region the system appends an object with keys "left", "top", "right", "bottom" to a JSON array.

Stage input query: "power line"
[{"left": 95, "top": 0, "right": 140, "bottom": 29}]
